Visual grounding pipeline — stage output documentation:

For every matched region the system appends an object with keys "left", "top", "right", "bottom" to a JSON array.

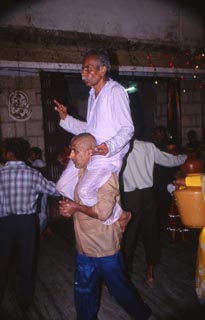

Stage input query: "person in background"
[
  {"left": 120, "top": 139, "right": 187, "bottom": 282},
  {"left": 150, "top": 125, "right": 172, "bottom": 151},
  {"left": 184, "top": 129, "right": 203, "bottom": 157},
  {"left": 29, "top": 147, "right": 53, "bottom": 237},
  {"left": 29, "top": 147, "right": 47, "bottom": 175},
  {"left": 175, "top": 174, "right": 205, "bottom": 307},
  {"left": 59, "top": 133, "right": 151, "bottom": 320},
  {"left": 150, "top": 126, "right": 175, "bottom": 220},
  {"left": 54, "top": 48, "right": 134, "bottom": 225},
  {"left": 57, "top": 146, "right": 71, "bottom": 171},
  {"left": 0, "top": 138, "right": 59, "bottom": 316}
]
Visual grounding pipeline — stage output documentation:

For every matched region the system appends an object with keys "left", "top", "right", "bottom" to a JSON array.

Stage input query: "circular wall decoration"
[{"left": 8, "top": 90, "right": 32, "bottom": 122}]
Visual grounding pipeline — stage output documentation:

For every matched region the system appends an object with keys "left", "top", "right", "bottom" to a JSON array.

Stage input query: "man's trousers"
[
  {"left": 74, "top": 251, "right": 151, "bottom": 320},
  {"left": 0, "top": 214, "right": 39, "bottom": 312},
  {"left": 121, "top": 187, "right": 160, "bottom": 271}
]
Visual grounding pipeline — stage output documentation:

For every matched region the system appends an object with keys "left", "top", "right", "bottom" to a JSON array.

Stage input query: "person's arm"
[
  {"left": 91, "top": 174, "right": 119, "bottom": 221},
  {"left": 59, "top": 174, "right": 119, "bottom": 221},
  {"left": 54, "top": 99, "right": 87, "bottom": 135},
  {"left": 59, "top": 198, "right": 98, "bottom": 219},
  {"left": 154, "top": 144, "right": 187, "bottom": 167},
  {"left": 101, "top": 85, "right": 134, "bottom": 157},
  {"left": 60, "top": 115, "right": 87, "bottom": 135},
  {"left": 37, "top": 173, "right": 60, "bottom": 196}
]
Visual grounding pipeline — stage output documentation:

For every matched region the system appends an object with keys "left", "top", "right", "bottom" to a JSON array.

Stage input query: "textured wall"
[
  {"left": 0, "top": 75, "right": 45, "bottom": 154},
  {"left": 0, "top": 0, "right": 203, "bottom": 49},
  {"left": 0, "top": 0, "right": 204, "bottom": 150}
]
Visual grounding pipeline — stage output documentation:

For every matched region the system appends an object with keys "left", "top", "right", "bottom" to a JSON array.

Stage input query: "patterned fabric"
[
  {"left": 0, "top": 161, "right": 58, "bottom": 217},
  {"left": 196, "top": 227, "right": 205, "bottom": 305}
]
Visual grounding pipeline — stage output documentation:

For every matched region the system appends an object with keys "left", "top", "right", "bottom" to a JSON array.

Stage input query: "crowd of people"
[{"left": 0, "top": 48, "right": 205, "bottom": 319}]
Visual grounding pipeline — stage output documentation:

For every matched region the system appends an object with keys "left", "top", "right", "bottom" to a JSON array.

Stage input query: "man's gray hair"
[{"left": 83, "top": 48, "right": 111, "bottom": 73}]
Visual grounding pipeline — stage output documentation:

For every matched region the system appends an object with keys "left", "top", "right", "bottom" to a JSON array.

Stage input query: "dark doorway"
[
  {"left": 111, "top": 74, "right": 155, "bottom": 140},
  {"left": 40, "top": 72, "right": 89, "bottom": 182}
]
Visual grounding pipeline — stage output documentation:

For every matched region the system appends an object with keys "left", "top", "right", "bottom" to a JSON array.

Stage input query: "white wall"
[
  {"left": 0, "top": 0, "right": 204, "bottom": 149},
  {"left": 0, "top": 0, "right": 203, "bottom": 49}
]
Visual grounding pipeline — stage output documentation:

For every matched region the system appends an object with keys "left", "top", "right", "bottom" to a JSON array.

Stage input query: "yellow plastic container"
[{"left": 174, "top": 187, "right": 205, "bottom": 228}]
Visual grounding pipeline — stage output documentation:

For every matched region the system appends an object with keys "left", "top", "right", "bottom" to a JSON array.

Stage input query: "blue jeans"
[{"left": 74, "top": 251, "right": 151, "bottom": 320}]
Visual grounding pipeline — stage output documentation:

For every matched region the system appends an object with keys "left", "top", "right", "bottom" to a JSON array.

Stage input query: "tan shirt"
[{"left": 73, "top": 173, "right": 123, "bottom": 257}]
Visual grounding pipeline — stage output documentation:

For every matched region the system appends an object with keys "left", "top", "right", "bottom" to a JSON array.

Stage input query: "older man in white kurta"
[{"left": 55, "top": 59, "right": 134, "bottom": 224}]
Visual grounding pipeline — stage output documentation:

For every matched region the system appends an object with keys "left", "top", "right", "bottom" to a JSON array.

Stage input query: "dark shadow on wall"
[{"left": 0, "top": 0, "right": 30, "bottom": 13}]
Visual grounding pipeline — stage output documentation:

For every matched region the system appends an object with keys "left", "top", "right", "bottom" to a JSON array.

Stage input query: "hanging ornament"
[{"left": 8, "top": 90, "right": 32, "bottom": 122}]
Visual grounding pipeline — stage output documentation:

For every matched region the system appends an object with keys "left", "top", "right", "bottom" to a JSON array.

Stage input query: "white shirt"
[
  {"left": 60, "top": 78, "right": 134, "bottom": 170},
  {"left": 31, "top": 159, "right": 46, "bottom": 169},
  {"left": 123, "top": 140, "right": 187, "bottom": 192}
]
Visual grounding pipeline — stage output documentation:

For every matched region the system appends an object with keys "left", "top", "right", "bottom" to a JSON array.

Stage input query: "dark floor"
[{"left": 1, "top": 216, "right": 205, "bottom": 320}]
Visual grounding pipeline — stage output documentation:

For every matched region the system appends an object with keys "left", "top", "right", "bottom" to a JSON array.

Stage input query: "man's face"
[
  {"left": 81, "top": 55, "right": 106, "bottom": 88},
  {"left": 29, "top": 150, "right": 37, "bottom": 161},
  {"left": 69, "top": 139, "right": 92, "bottom": 169},
  {"left": 154, "top": 129, "right": 165, "bottom": 141},
  {"left": 3, "top": 150, "right": 14, "bottom": 161}
]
